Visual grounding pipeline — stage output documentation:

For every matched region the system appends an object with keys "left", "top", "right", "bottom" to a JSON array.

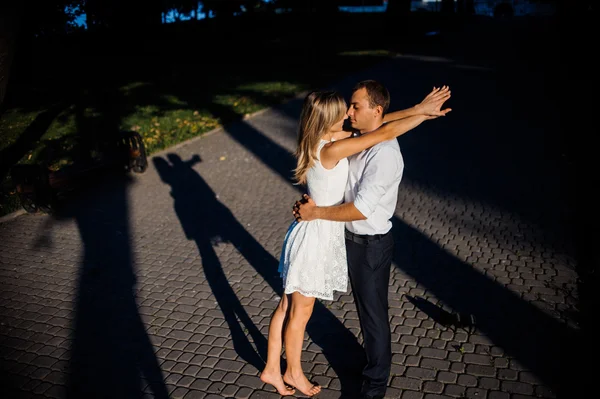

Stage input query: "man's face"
[{"left": 347, "top": 87, "right": 378, "bottom": 132}]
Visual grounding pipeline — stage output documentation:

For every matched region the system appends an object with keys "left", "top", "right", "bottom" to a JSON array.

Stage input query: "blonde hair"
[{"left": 294, "top": 91, "right": 347, "bottom": 185}]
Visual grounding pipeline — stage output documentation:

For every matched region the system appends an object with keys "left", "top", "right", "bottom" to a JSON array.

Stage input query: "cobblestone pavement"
[{"left": 0, "top": 53, "right": 581, "bottom": 399}]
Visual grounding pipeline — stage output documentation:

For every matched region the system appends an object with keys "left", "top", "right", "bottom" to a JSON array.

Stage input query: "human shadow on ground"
[
  {"left": 153, "top": 153, "right": 268, "bottom": 370},
  {"left": 153, "top": 152, "right": 365, "bottom": 397}
]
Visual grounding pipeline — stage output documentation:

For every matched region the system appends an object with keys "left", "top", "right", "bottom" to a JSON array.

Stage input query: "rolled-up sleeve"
[{"left": 353, "top": 146, "right": 401, "bottom": 218}]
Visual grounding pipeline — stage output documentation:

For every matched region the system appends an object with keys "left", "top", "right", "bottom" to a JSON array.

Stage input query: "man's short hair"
[{"left": 353, "top": 80, "right": 390, "bottom": 116}]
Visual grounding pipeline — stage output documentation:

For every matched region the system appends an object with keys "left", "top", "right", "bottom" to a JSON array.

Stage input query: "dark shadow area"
[
  {"left": 559, "top": 3, "right": 595, "bottom": 397},
  {"left": 153, "top": 151, "right": 365, "bottom": 397},
  {"left": 392, "top": 221, "right": 579, "bottom": 398},
  {"left": 60, "top": 171, "right": 169, "bottom": 399},
  {"left": 405, "top": 295, "right": 475, "bottom": 334},
  {"left": 373, "top": 14, "right": 571, "bottom": 256},
  {"left": 153, "top": 153, "right": 268, "bottom": 370},
  {"left": 0, "top": 101, "right": 70, "bottom": 181},
  {"left": 25, "top": 87, "right": 169, "bottom": 398}
]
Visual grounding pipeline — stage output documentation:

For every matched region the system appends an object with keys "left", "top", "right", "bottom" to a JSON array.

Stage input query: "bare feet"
[
  {"left": 260, "top": 369, "right": 296, "bottom": 396},
  {"left": 283, "top": 371, "right": 321, "bottom": 397}
]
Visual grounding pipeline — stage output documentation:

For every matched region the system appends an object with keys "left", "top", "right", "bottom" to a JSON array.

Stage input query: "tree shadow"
[
  {"left": 152, "top": 151, "right": 364, "bottom": 398},
  {"left": 392, "top": 222, "right": 578, "bottom": 397},
  {"left": 30, "top": 86, "right": 170, "bottom": 399},
  {"left": 59, "top": 171, "right": 169, "bottom": 399},
  {"left": 0, "top": 101, "right": 70, "bottom": 181}
]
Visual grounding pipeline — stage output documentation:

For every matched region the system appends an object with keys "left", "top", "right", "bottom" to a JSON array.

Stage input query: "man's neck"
[{"left": 359, "top": 120, "right": 384, "bottom": 134}]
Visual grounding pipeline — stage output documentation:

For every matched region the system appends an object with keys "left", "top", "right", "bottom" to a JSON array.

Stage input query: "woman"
[{"left": 260, "top": 88, "right": 450, "bottom": 396}]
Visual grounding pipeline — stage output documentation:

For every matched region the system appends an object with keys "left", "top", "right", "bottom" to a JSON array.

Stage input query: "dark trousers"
[{"left": 345, "top": 229, "right": 394, "bottom": 397}]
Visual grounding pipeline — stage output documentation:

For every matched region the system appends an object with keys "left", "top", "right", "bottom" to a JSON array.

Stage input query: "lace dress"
[{"left": 278, "top": 140, "right": 349, "bottom": 300}]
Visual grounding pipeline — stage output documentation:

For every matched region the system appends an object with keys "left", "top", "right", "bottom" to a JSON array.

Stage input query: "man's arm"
[
  {"left": 294, "top": 196, "right": 366, "bottom": 222},
  {"left": 295, "top": 146, "right": 401, "bottom": 223}
]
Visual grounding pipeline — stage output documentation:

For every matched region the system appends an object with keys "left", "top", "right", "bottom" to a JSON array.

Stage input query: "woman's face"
[{"left": 330, "top": 113, "right": 348, "bottom": 132}]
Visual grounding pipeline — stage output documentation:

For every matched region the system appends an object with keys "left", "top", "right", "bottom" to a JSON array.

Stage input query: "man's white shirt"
[{"left": 344, "top": 138, "right": 404, "bottom": 235}]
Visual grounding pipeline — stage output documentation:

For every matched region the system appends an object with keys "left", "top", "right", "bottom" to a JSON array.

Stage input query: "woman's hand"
[{"left": 416, "top": 86, "right": 452, "bottom": 117}]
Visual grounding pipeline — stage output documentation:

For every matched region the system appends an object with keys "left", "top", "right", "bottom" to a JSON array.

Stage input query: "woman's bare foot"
[
  {"left": 283, "top": 371, "right": 321, "bottom": 397},
  {"left": 260, "top": 369, "right": 296, "bottom": 396}
]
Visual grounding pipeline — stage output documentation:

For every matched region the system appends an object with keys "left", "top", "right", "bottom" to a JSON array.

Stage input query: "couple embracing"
[{"left": 261, "top": 80, "right": 451, "bottom": 398}]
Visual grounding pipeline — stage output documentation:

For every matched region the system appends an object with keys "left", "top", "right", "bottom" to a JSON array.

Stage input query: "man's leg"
[{"left": 346, "top": 233, "right": 394, "bottom": 398}]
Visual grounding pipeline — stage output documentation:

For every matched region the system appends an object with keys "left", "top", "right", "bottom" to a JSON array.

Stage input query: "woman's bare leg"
[
  {"left": 282, "top": 292, "right": 321, "bottom": 396},
  {"left": 260, "top": 294, "right": 295, "bottom": 395}
]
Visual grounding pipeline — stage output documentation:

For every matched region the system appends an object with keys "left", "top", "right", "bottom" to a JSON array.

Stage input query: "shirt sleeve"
[{"left": 353, "top": 146, "right": 402, "bottom": 218}]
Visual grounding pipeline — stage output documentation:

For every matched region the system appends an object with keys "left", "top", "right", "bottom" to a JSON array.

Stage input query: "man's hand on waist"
[{"left": 293, "top": 194, "right": 318, "bottom": 222}]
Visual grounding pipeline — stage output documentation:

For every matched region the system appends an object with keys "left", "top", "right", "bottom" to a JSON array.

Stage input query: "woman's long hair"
[{"left": 294, "top": 91, "right": 346, "bottom": 185}]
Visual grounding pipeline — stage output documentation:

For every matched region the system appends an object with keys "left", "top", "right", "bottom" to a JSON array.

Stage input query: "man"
[{"left": 293, "top": 80, "right": 451, "bottom": 398}]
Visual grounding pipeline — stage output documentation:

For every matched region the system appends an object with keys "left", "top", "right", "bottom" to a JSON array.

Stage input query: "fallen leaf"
[{"left": 219, "top": 156, "right": 226, "bottom": 161}]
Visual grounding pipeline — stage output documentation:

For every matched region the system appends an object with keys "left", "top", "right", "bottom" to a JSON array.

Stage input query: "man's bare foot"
[
  {"left": 260, "top": 369, "right": 295, "bottom": 396},
  {"left": 283, "top": 371, "right": 321, "bottom": 397}
]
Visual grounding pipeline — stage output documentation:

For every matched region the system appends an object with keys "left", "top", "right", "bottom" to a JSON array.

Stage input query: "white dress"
[{"left": 278, "top": 139, "right": 349, "bottom": 300}]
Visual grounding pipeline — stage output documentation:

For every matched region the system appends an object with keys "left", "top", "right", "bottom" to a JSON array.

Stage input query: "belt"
[{"left": 344, "top": 229, "right": 390, "bottom": 245}]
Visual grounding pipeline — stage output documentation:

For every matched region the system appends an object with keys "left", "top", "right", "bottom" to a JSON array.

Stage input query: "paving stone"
[
  {"left": 466, "top": 364, "right": 496, "bottom": 377},
  {"left": 406, "top": 367, "right": 437, "bottom": 381},
  {"left": 189, "top": 379, "right": 211, "bottom": 391},
  {"left": 421, "top": 358, "right": 450, "bottom": 371},
  {"left": 443, "top": 384, "right": 466, "bottom": 397},
  {"left": 498, "top": 369, "right": 518, "bottom": 381},
  {"left": 171, "top": 387, "right": 190, "bottom": 399},
  {"left": 478, "top": 377, "right": 500, "bottom": 390},
  {"left": 235, "top": 387, "right": 254, "bottom": 398},
  {"left": 437, "top": 371, "right": 458, "bottom": 384},
  {"left": 401, "top": 392, "right": 424, "bottom": 399},
  {"left": 457, "top": 374, "right": 478, "bottom": 387},
  {"left": 391, "top": 377, "right": 422, "bottom": 391},
  {"left": 236, "top": 375, "right": 265, "bottom": 390},
  {"left": 500, "top": 381, "right": 534, "bottom": 395},
  {"left": 183, "top": 390, "right": 206, "bottom": 399},
  {"left": 450, "top": 362, "right": 465, "bottom": 374},
  {"left": 421, "top": 348, "right": 448, "bottom": 360},
  {"left": 405, "top": 355, "right": 421, "bottom": 367},
  {"left": 423, "top": 381, "right": 444, "bottom": 394},
  {"left": 463, "top": 354, "right": 492, "bottom": 366}
]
